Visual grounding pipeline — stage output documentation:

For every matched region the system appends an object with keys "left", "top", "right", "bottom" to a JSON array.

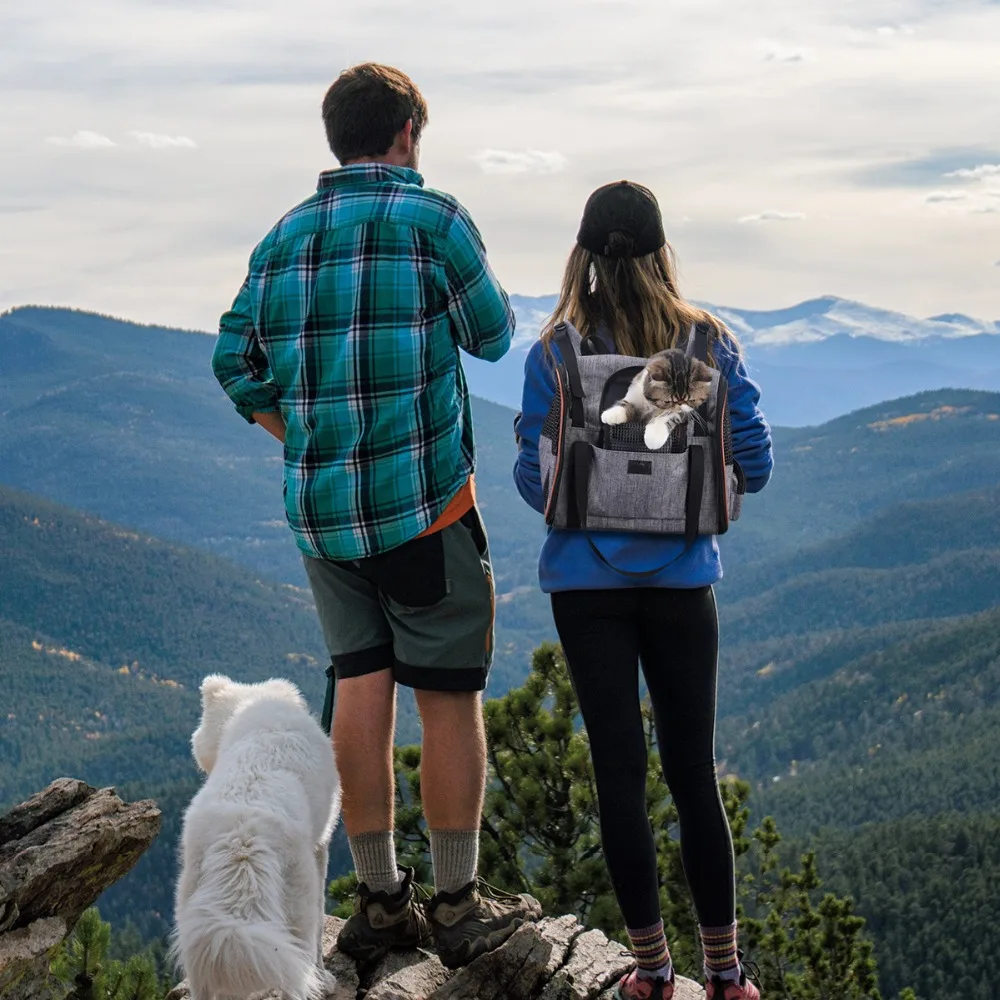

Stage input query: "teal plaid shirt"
[{"left": 212, "top": 164, "right": 514, "bottom": 561}]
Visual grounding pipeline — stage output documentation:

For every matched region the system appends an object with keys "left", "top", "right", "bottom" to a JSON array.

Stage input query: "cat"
[{"left": 600, "top": 348, "right": 713, "bottom": 451}]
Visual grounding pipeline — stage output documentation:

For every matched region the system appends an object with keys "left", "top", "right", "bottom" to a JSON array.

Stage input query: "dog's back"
[{"left": 175, "top": 683, "right": 339, "bottom": 1000}]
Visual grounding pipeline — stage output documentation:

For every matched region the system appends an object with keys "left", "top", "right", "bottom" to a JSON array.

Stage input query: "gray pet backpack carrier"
[{"left": 535, "top": 321, "right": 745, "bottom": 575}]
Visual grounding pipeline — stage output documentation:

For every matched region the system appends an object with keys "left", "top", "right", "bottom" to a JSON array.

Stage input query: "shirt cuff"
[{"left": 236, "top": 401, "right": 280, "bottom": 424}]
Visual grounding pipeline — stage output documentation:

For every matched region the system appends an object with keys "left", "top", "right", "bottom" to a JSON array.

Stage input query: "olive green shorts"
[{"left": 303, "top": 508, "right": 495, "bottom": 692}]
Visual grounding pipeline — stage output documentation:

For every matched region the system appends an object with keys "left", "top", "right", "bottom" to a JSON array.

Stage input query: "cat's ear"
[
  {"left": 646, "top": 359, "right": 669, "bottom": 382},
  {"left": 693, "top": 360, "right": 713, "bottom": 382}
]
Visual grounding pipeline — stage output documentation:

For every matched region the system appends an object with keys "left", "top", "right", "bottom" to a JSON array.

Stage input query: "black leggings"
[{"left": 551, "top": 586, "right": 734, "bottom": 930}]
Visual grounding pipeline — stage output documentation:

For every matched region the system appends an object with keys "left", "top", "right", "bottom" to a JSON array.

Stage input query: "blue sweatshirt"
[{"left": 513, "top": 334, "right": 773, "bottom": 593}]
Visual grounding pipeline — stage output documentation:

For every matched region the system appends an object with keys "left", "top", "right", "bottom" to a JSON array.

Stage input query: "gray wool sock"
[
  {"left": 429, "top": 829, "right": 479, "bottom": 895},
  {"left": 349, "top": 831, "right": 402, "bottom": 895}
]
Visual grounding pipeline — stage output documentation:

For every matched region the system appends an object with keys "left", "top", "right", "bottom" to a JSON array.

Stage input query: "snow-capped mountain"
[
  {"left": 464, "top": 294, "right": 1000, "bottom": 426},
  {"left": 510, "top": 293, "right": 999, "bottom": 347},
  {"left": 710, "top": 295, "right": 999, "bottom": 346}
]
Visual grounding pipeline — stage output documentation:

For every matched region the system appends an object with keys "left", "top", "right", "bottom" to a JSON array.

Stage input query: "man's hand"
[{"left": 253, "top": 411, "right": 286, "bottom": 443}]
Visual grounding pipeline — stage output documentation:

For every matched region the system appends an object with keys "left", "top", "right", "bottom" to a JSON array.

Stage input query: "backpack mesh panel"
[
  {"left": 604, "top": 421, "right": 687, "bottom": 454},
  {"left": 723, "top": 403, "right": 734, "bottom": 466},
  {"left": 541, "top": 397, "right": 562, "bottom": 453}
]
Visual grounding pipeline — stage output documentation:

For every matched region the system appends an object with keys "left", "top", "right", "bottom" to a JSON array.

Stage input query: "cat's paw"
[
  {"left": 601, "top": 405, "right": 629, "bottom": 425},
  {"left": 644, "top": 423, "right": 671, "bottom": 450}
]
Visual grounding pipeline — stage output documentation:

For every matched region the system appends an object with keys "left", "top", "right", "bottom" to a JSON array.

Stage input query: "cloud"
[
  {"left": 6, "top": 0, "right": 1000, "bottom": 326},
  {"left": 128, "top": 131, "right": 197, "bottom": 150},
  {"left": 944, "top": 163, "right": 1000, "bottom": 180},
  {"left": 738, "top": 211, "right": 806, "bottom": 223},
  {"left": 924, "top": 190, "right": 968, "bottom": 203},
  {"left": 876, "top": 25, "right": 915, "bottom": 37},
  {"left": 0, "top": 198, "right": 46, "bottom": 214},
  {"left": 759, "top": 40, "right": 812, "bottom": 62},
  {"left": 471, "top": 149, "right": 568, "bottom": 175},
  {"left": 969, "top": 204, "right": 999, "bottom": 214},
  {"left": 854, "top": 149, "right": 1000, "bottom": 190},
  {"left": 45, "top": 130, "right": 116, "bottom": 149}
]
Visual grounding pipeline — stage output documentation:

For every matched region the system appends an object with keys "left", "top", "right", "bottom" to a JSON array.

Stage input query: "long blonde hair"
[{"left": 541, "top": 242, "right": 739, "bottom": 365}]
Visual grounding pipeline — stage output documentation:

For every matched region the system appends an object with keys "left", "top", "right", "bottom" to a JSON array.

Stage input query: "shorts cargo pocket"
[
  {"left": 459, "top": 507, "right": 489, "bottom": 558},
  {"left": 369, "top": 532, "right": 448, "bottom": 609}
]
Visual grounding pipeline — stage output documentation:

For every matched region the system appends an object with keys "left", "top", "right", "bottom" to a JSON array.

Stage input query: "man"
[{"left": 211, "top": 62, "right": 540, "bottom": 968}]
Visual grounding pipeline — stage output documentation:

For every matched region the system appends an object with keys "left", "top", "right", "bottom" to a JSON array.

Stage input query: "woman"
[{"left": 513, "top": 181, "right": 773, "bottom": 1000}]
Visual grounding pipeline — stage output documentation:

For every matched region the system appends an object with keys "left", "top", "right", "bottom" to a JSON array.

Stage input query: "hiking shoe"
[
  {"left": 705, "top": 954, "right": 762, "bottom": 1000},
  {"left": 425, "top": 878, "right": 542, "bottom": 969},
  {"left": 336, "top": 867, "right": 431, "bottom": 965},
  {"left": 614, "top": 968, "right": 675, "bottom": 999}
]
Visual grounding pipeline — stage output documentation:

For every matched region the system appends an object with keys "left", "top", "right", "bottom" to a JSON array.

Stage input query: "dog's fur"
[{"left": 173, "top": 675, "right": 341, "bottom": 1000}]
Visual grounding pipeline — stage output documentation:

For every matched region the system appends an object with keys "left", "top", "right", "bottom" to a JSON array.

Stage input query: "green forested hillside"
[
  {"left": 722, "top": 547, "right": 1000, "bottom": 644},
  {"left": 0, "top": 484, "right": 326, "bottom": 684},
  {"left": 4, "top": 307, "right": 1000, "bottom": 690},
  {"left": 720, "top": 607, "right": 1000, "bottom": 827},
  {"left": 720, "top": 390, "right": 1000, "bottom": 567},
  {"left": 814, "top": 812, "right": 1000, "bottom": 1000},
  {"left": 0, "top": 617, "right": 196, "bottom": 800},
  {"left": 722, "top": 487, "right": 1000, "bottom": 602}
]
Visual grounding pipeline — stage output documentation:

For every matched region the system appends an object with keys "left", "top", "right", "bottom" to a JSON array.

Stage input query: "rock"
[
  {"left": 0, "top": 779, "right": 161, "bottom": 1000},
  {"left": 354, "top": 912, "right": 705, "bottom": 1000},
  {"left": 362, "top": 947, "right": 449, "bottom": 1000},
  {"left": 434, "top": 915, "right": 579, "bottom": 1000},
  {"left": 322, "top": 916, "right": 362, "bottom": 1000},
  {"left": 597, "top": 977, "right": 704, "bottom": 1000},
  {"left": 167, "top": 897, "right": 705, "bottom": 1000},
  {"left": 537, "top": 927, "right": 635, "bottom": 1000}
]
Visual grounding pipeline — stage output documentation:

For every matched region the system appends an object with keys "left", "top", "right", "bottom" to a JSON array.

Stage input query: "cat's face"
[{"left": 643, "top": 350, "right": 713, "bottom": 412}]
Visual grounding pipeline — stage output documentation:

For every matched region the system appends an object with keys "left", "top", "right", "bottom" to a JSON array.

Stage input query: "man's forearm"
[{"left": 253, "top": 411, "right": 286, "bottom": 443}]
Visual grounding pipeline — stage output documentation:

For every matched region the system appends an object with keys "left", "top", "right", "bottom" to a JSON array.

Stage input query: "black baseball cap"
[{"left": 576, "top": 180, "right": 666, "bottom": 258}]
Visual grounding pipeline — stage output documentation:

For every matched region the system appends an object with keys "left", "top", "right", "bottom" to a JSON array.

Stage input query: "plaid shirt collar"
[{"left": 317, "top": 163, "right": 425, "bottom": 191}]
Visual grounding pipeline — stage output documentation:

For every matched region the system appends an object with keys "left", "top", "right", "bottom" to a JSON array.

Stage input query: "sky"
[{"left": 1, "top": 0, "right": 999, "bottom": 332}]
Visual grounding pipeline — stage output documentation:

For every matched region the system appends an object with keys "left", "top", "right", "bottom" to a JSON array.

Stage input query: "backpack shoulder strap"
[
  {"left": 685, "top": 321, "right": 711, "bottom": 363},
  {"left": 552, "top": 321, "right": 586, "bottom": 427}
]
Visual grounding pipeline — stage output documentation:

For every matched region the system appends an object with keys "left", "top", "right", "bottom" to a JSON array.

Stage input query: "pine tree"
[
  {"left": 51, "top": 907, "right": 112, "bottom": 1000},
  {"left": 50, "top": 908, "right": 164, "bottom": 1000}
]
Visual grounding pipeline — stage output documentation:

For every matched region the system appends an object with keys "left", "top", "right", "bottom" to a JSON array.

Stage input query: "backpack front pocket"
[{"left": 572, "top": 443, "right": 693, "bottom": 533}]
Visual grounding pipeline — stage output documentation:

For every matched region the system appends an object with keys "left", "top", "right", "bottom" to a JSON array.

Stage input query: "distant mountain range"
[{"left": 461, "top": 294, "right": 1000, "bottom": 425}]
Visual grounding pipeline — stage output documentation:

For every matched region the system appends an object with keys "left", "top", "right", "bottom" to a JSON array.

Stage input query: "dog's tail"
[{"left": 173, "top": 833, "right": 323, "bottom": 1000}]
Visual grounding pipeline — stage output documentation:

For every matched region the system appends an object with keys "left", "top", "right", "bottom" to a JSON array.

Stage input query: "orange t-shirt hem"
[{"left": 417, "top": 476, "right": 476, "bottom": 538}]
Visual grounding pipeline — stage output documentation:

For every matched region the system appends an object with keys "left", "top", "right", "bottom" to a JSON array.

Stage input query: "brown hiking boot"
[
  {"left": 336, "top": 867, "right": 431, "bottom": 965},
  {"left": 426, "top": 878, "right": 542, "bottom": 969}
]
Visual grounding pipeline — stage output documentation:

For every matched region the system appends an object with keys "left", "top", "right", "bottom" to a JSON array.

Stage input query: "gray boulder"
[{"left": 0, "top": 779, "right": 162, "bottom": 1000}]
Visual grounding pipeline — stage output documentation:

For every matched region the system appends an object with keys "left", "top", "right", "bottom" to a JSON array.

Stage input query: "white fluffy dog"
[{"left": 173, "top": 675, "right": 341, "bottom": 1000}]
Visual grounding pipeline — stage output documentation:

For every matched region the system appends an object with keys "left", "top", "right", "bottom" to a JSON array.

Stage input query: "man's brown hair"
[{"left": 322, "top": 63, "right": 428, "bottom": 164}]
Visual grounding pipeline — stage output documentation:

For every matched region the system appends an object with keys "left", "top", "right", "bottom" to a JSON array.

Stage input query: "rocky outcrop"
[
  {"left": 1, "top": 779, "right": 703, "bottom": 1000},
  {"left": 0, "top": 779, "right": 162, "bottom": 1000},
  {"left": 167, "top": 913, "right": 705, "bottom": 1000}
]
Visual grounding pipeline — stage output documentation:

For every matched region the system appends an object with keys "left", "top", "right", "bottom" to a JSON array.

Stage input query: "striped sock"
[
  {"left": 701, "top": 922, "right": 740, "bottom": 982},
  {"left": 627, "top": 920, "right": 673, "bottom": 981}
]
